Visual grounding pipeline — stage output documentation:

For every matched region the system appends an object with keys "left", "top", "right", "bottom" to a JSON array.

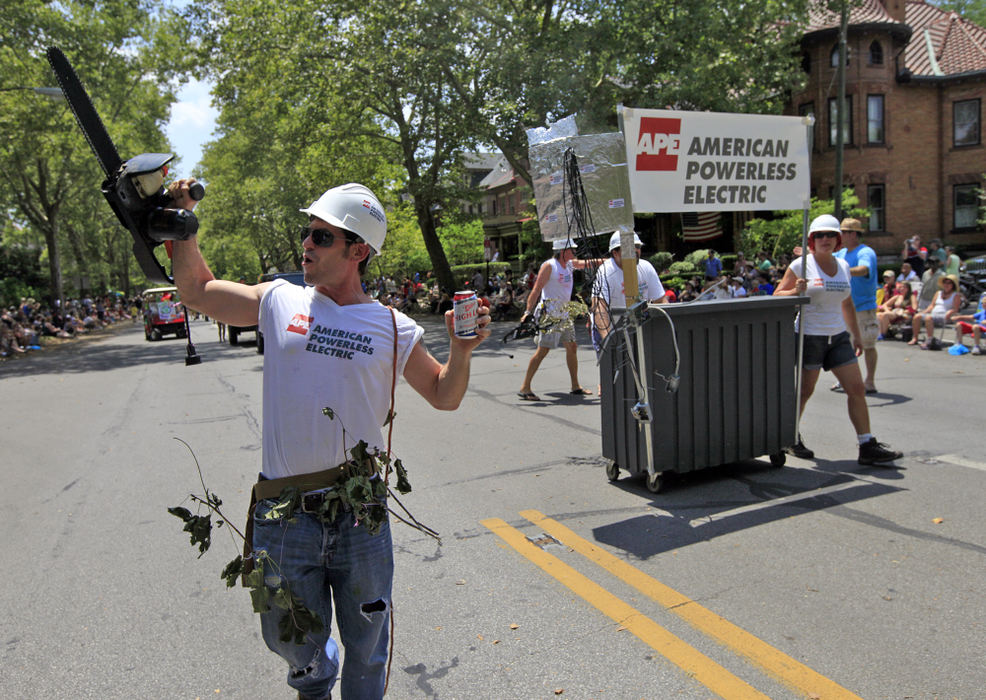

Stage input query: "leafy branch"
[{"left": 167, "top": 404, "right": 438, "bottom": 645}]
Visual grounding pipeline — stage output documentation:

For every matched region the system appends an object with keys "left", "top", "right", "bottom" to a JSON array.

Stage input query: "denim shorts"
[{"left": 800, "top": 331, "right": 858, "bottom": 371}]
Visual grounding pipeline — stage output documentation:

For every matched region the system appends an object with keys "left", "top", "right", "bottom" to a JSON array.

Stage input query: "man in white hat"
[
  {"left": 590, "top": 231, "right": 667, "bottom": 351},
  {"left": 517, "top": 238, "right": 597, "bottom": 401},
  {"left": 167, "top": 180, "right": 490, "bottom": 700}
]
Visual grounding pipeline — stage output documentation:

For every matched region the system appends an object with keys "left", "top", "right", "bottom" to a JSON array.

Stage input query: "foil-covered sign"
[{"left": 528, "top": 131, "right": 635, "bottom": 241}]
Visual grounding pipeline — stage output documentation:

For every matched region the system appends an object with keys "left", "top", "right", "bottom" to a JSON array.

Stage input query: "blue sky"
[{"left": 164, "top": 77, "right": 218, "bottom": 179}]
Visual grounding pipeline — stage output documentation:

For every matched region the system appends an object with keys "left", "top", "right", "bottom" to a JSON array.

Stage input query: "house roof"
[
  {"left": 477, "top": 156, "right": 516, "bottom": 190},
  {"left": 905, "top": 1, "right": 986, "bottom": 76},
  {"left": 805, "top": 0, "right": 986, "bottom": 78}
]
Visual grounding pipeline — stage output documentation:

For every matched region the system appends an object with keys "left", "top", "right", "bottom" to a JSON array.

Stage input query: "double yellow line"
[{"left": 481, "top": 510, "right": 862, "bottom": 700}]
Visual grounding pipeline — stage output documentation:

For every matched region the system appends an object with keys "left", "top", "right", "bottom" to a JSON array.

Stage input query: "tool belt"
[{"left": 241, "top": 464, "right": 349, "bottom": 578}]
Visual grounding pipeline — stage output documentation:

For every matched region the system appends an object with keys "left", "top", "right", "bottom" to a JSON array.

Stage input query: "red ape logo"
[
  {"left": 286, "top": 314, "right": 313, "bottom": 335},
  {"left": 635, "top": 117, "right": 682, "bottom": 172}
]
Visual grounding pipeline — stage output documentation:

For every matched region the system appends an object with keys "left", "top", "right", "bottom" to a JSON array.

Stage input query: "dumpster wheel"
[
  {"left": 769, "top": 452, "right": 786, "bottom": 468},
  {"left": 605, "top": 461, "right": 620, "bottom": 482},
  {"left": 644, "top": 472, "right": 664, "bottom": 494}
]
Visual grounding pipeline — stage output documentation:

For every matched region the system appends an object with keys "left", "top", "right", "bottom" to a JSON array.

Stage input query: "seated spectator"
[
  {"left": 755, "top": 250, "right": 773, "bottom": 273},
  {"left": 733, "top": 252, "right": 753, "bottom": 278},
  {"left": 755, "top": 270, "right": 774, "bottom": 296},
  {"left": 909, "top": 274, "right": 962, "bottom": 349},
  {"left": 678, "top": 281, "right": 698, "bottom": 302},
  {"left": 953, "top": 292, "right": 986, "bottom": 355},
  {"left": 664, "top": 288, "right": 677, "bottom": 303},
  {"left": 877, "top": 281, "right": 916, "bottom": 338},
  {"left": 492, "top": 283, "right": 515, "bottom": 320},
  {"left": 899, "top": 261, "right": 919, "bottom": 283},
  {"left": 729, "top": 276, "right": 747, "bottom": 297},
  {"left": 916, "top": 257, "right": 943, "bottom": 309},
  {"left": 879, "top": 270, "right": 896, "bottom": 305}
]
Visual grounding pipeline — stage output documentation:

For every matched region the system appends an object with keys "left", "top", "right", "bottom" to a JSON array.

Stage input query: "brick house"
[
  {"left": 791, "top": 0, "right": 986, "bottom": 254},
  {"left": 463, "top": 153, "right": 537, "bottom": 271}
]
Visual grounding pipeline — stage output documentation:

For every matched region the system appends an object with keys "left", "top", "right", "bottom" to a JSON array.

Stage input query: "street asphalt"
[{"left": 1, "top": 310, "right": 984, "bottom": 699}]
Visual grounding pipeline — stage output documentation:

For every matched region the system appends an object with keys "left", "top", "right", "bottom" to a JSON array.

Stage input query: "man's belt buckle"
[{"left": 300, "top": 488, "right": 332, "bottom": 514}]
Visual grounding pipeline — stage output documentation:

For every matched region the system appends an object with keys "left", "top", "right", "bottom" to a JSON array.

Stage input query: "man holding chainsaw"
[
  {"left": 517, "top": 238, "right": 597, "bottom": 401},
  {"left": 168, "top": 180, "right": 489, "bottom": 700}
]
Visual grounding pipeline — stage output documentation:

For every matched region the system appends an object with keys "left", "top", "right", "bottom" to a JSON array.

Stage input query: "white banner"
[{"left": 621, "top": 107, "right": 811, "bottom": 213}]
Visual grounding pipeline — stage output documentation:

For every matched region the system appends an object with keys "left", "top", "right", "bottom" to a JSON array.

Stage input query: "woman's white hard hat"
[{"left": 808, "top": 214, "right": 841, "bottom": 234}]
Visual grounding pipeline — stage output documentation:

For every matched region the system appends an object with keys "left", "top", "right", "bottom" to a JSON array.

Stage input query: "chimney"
[{"left": 883, "top": 0, "right": 908, "bottom": 24}]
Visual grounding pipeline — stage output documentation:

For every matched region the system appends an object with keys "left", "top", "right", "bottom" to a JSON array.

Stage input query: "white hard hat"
[
  {"left": 300, "top": 183, "right": 387, "bottom": 253},
  {"left": 552, "top": 238, "right": 574, "bottom": 251},
  {"left": 608, "top": 230, "right": 643, "bottom": 251},
  {"left": 808, "top": 214, "right": 841, "bottom": 235}
]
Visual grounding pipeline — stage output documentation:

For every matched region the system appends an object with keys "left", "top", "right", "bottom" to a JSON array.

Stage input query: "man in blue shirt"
[
  {"left": 703, "top": 249, "right": 722, "bottom": 282},
  {"left": 834, "top": 217, "right": 880, "bottom": 393}
]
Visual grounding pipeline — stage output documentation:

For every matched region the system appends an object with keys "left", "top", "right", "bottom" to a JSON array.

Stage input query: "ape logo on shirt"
[{"left": 286, "top": 314, "right": 313, "bottom": 335}]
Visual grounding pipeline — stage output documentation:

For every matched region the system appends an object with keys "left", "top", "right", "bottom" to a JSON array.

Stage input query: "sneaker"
[
  {"left": 973, "top": 345, "right": 983, "bottom": 355},
  {"left": 858, "top": 438, "right": 902, "bottom": 465},
  {"left": 785, "top": 436, "right": 814, "bottom": 460}
]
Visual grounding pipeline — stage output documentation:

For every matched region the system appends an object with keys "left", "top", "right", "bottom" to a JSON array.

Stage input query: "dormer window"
[{"left": 869, "top": 41, "right": 883, "bottom": 65}]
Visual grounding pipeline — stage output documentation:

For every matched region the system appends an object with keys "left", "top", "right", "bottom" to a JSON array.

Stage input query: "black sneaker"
[
  {"left": 785, "top": 436, "right": 814, "bottom": 459},
  {"left": 858, "top": 438, "right": 902, "bottom": 465}
]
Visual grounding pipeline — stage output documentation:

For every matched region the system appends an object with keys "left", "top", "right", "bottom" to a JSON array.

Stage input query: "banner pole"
[{"left": 794, "top": 115, "right": 815, "bottom": 435}]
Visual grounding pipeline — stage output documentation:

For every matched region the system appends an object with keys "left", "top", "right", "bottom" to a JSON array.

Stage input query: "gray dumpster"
[{"left": 600, "top": 296, "right": 802, "bottom": 492}]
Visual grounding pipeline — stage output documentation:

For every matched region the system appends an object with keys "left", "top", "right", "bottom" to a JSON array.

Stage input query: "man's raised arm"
[{"left": 168, "top": 179, "right": 269, "bottom": 327}]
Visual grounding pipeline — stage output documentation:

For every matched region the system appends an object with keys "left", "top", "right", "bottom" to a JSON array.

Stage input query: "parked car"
[
  {"left": 255, "top": 271, "right": 308, "bottom": 354},
  {"left": 142, "top": 286, "right": 186, "bottom": 341}
]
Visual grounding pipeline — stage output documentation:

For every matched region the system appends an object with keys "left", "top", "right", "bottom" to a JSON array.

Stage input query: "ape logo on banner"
[{"left": 635, "top": 117, "right": 681, "bottom": 171}]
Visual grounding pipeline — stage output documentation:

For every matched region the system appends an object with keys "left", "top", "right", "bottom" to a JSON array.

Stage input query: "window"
[
  {"left": 868, "top": 41, "right": 883, "bottom": 65},
  {"left": 802, "top": 52, "right": 811, "bottom": 74},
  {"left": 830, "top": 44, "right": 849, "bottom": 67},
  {"left": 828, "top": 96, "right": 853, "bottom": 146},
  {"left": 954, "top": 184, "right": 980, "bottom": 229},
  {"left": 867, "top": 184, "right": 885, "bottom": 231},
  {"left": 867, "top": 95, "right": 885, "bottom": 144},
  {"left": 954, "top": 99, "right": 980, "bottom": 146}
]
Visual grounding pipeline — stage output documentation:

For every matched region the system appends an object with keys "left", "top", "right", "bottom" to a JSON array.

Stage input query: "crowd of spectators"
[
  {"left": 362, "top": 240, "right": 978, "bottom": 348},
  {"left": 0, "top": 294, "right": 137, "bottom": 359}
]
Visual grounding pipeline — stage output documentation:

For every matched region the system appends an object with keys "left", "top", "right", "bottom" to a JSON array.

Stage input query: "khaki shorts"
[
  {"left": 536, "top": 325, "right": 576, "bottom": 348},
  {"left": 857, "top": 308, "right": 879, "bottom": 350}
]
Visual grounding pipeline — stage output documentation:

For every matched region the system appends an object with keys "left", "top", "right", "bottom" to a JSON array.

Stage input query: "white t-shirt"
[
  {"left": 788, "top": 255, "right": 852, "bottom": 335},
  {"left": 592, "top": 258, "right": 665, "bottom": 310},
  {"left": 258, "top": 280, "right": 424, "bottom": 478},
  {"left": 538, "top": 258, "right": 574, "bottom": 317}
]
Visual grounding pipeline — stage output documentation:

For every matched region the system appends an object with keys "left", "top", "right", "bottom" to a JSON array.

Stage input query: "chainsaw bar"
[{"left": 45, "top": 46, "right": 122, "bottom": 178}]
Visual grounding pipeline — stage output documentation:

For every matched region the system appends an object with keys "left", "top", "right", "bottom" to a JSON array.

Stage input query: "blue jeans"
[{"left": 252, "top": 499, "right": 393, "bottom": 699}]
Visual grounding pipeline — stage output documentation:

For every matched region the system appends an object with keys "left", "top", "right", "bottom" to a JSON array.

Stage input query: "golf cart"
[{"left": 142, "top": 286, "right": 186, "bottom": 341}]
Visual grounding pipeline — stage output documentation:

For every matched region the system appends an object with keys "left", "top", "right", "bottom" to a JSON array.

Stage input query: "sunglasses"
[
  {"left": 301, "top": 225, "right": 356, "bottom": 247},
  {"left": 812, "top": 231, "right": 840, "bottom": 239}
]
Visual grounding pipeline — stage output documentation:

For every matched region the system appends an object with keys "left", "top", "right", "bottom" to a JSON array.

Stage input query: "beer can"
[{"left": 452, "top": 291, "right": 478, "bottom": 337}]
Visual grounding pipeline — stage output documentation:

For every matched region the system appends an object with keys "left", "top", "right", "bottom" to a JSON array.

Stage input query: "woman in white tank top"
[{"left": 774, "top": 215, "right": 901, "bottom": 466}]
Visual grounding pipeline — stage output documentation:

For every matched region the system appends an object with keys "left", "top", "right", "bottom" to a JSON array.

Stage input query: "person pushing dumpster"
[{"left": 167, "top": 179, "right": 490, "bottom": 700}]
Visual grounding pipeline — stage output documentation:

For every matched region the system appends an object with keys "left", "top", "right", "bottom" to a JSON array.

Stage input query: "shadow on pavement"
[{"left": 0, "top": 322, "right": 259, "bottom": 378}]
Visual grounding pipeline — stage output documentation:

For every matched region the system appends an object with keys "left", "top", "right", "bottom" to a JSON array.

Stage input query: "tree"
[
  {"left": 0, "top": 0, "right": 194, "bottom": 304},
  {"left": 740, "top": 189, "right": 866, "bottom": 259},
  {"left": 436, "top": 0, "right": 811, "bottom": 188},
  {"left": 185, "top": 0, "right": 812, "bottom": 291},
  {"left": 933, "top": 0, "right": 986, "bottom": 27}
]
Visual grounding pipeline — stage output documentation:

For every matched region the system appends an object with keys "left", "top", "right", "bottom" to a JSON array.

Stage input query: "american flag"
[{"left": 680, "top": 212, "right": 723, "bottom": 241}]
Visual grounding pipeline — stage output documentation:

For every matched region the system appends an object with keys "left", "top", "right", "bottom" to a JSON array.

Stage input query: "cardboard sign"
[{"left": 621, "top": 107, "right": 811, "bottom": 213}]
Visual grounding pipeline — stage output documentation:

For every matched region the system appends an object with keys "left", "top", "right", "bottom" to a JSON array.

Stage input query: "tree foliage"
[
  {"left": 183, "top": 0, "right": 811, "bottom": 290},
  {"left": 0, "top": 0, "right": 195, "bottom": 303},
  {"left": 740, "top": 189, "right": 867, "bottom": 259}
]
